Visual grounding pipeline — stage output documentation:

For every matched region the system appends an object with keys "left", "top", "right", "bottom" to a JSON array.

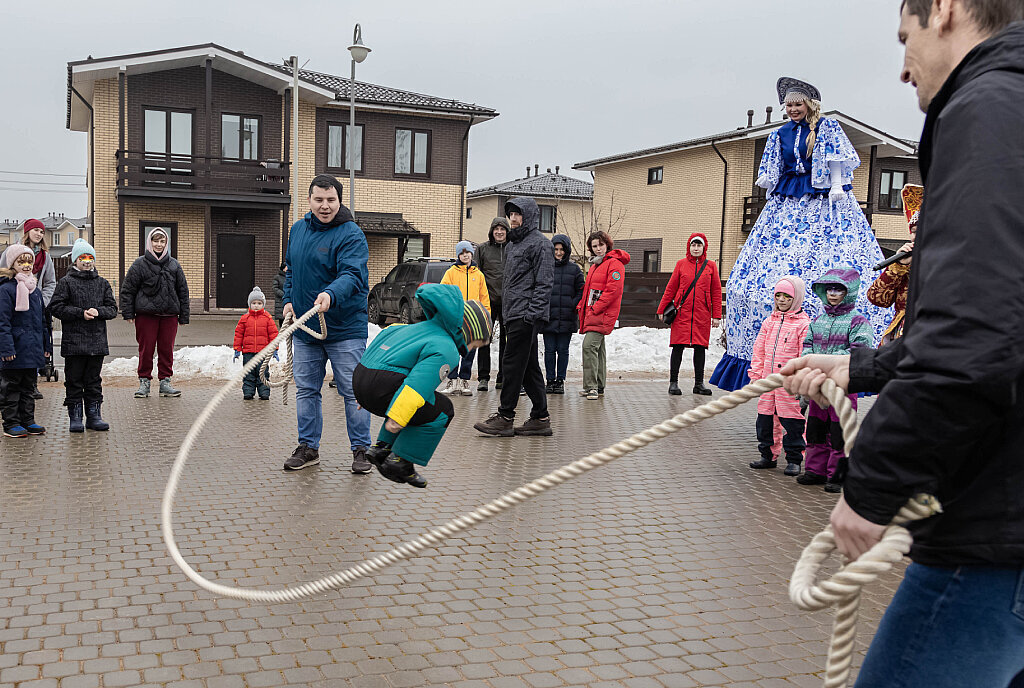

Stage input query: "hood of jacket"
[
  {"left": 604, "top": 248, "right": 631, "bottom": 266},
  {"left": 504, "top": 196, "right": 540, "bottom": 243},
  {"left": 687, "top": 232, "right": 709, "bottom": 263},
  {"left": 69, "top": 267, "right": 99, "bottom": 281},
  {"left": 304, "top": 204, "right": 354, "bottom": 231},
  {"left": 812, "top": 268, "right": 860, "bottom": 315},
  {"left": 415, "top": 283, "right": 465, "bottom": 342},
  {"left": 774, "top": 275, "right": 805, "bottom": 312},
  {"left": 552, "top": 234, "right": 572, "bottom": 266},
  {"left": 488, "top": 218, "right": 510, "bottom": 245}
]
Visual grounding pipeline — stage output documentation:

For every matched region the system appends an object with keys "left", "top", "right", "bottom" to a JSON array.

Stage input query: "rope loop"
[{"left": 257, "top": 309, "right": 328, "bottom": 404}]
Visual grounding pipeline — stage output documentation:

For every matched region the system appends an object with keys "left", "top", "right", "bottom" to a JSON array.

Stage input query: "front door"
[{"left": 217, "top": 234, "right": 255, "bottom": 308}]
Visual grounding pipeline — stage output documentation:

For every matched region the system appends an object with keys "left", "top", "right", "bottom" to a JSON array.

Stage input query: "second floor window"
[
  {"left": 144, "top": 108, "right": 192, "bottom": 158},
  {"left": 327, "top": 122, "right": 364, "bottom": 172},
  {"left": 540, "top": 205, "right": 556, "bottom": 233},
  {"left": 221, "top": 114, "right": 260, "bottom": 161},
  {"left": 879, "top": 169, "right": 907, "bottom": 210},
  {"left": 395, "top": 128, "right": 430, "bottom": 176},
  {"left": 648, "top": 166, "right": 663, "bottom": 185}
]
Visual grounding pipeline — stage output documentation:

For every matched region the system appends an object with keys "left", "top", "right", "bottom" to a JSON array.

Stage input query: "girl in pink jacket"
[{"left": 747, "top": 276, "right": 810, "bottom": 475}]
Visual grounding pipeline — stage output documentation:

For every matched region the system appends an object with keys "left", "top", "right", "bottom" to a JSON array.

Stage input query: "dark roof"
[
  {"left": 356, "top": 212, "right": 421, "bottom": 237},
  {"left": 468, "top": 172, "right": 593, "bottom": 201},
  {"left": 1, "top": 215, "right": 87, "bottom": 230}
]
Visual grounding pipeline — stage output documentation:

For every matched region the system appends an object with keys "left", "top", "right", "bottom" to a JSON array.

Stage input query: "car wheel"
[
  {"left": 399, "top": 301, "right": 412, "bottom": 324},
  {"left": 368, "top": 297, "right": 386, "bottom": 327}
]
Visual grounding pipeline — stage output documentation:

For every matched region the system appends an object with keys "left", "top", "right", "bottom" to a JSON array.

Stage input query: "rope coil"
[{"left": 256, "top": 309, "right": 328, "bottom": 404}]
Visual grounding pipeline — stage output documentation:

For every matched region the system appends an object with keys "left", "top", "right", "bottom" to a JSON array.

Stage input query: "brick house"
[
  {"left": 1, "top": 214, "right": 89, "bottom": 257},
  {"left": 572, "top": 110, "right": 919, "bottom": 279},
  {"left": 66, "top": 43, "right": 497, "bottom": 313}
]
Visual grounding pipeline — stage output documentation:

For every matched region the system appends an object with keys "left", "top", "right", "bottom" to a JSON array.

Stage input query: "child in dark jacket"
[
  {"left": 799, "top": 268, "right": 873, "bottom": 493},
  {"left": 356, "top": 284, "right": 491, "bottom": 488},
  {"left": 543, "top": 234, "right": 584, "bottom": 394},
  {"left": 49, "top": 240, "right": 118, "bottom": 432},
  {"left": 233, "top": 287, "right": 280, "bottom": 400},
  {"left": 0, "top": 244, "right": 52, "bottom": 438}
]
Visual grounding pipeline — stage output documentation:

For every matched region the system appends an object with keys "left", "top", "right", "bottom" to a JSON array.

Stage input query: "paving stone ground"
[{"left": 0, "top": 376, "right": 900, "bottom": 687}]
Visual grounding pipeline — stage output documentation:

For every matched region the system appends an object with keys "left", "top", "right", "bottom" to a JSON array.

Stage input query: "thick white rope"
[{"left": 256, "top": 310, "right": 328, "bottom": 404}]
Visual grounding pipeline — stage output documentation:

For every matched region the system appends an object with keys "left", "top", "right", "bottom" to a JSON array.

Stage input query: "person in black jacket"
[
  {"left": 542, "top": 234, "right": 584, "bottom": 395},
  {"left": 475, "top": 218, "right": 509, "bottom": 391},
  {"left": 783, "top": 5, "right": 1024, "bottom": 686},
  {"left": 120, "top": 227, "right": 190, "bottom": 399},
  {"left": 49, "top": 240, "right": 117, "bottom": 432},
  {"left": 273, "top": 262, "right": 287, "bottom": 326},
  {"left": 473, "top": 197, "right": 554, "bottom": 437}
]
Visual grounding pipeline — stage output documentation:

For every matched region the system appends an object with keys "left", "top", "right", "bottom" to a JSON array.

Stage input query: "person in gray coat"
[
  {"left": 474, "top": 217, "right": 509, "bottom": 390},
  {"left": 473, "top": 197, "right": 554, "bottom": 437}
]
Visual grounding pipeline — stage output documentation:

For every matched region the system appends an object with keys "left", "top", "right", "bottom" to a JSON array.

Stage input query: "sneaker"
[
  {"left": 243, "top": 395, "right": 254, "bottom": 401},
  {"left": 24, "top": 423, "right": 45, "bottom": 435},
  {"left": 551, "top": 380, "right": 565, "bottom": 395},
  {"left": 378, "top": 455, "right": 427, "bottom": 488},
  {"left": 692, "top": 383, "right": 713, "bottom": 396},
  {"left": 259, "top": 395, "right": 270, "bottom": 401},
  {"left": 749, "top": 457, "right": 777, "bottom": 469},
  {"left": 3, "top": 426, "right": 28, "bottom": 439},
  {"left": 283, "top": 444, "right": 320, "bottom": 471},
  {"left": 796, "top": 472, "right": 827, "bottom": 485},
  {"left": 477, "top": 379, "right": 489, "bottom": 392},
  {"left": 159, "top": 378, "right": 181, "bottom": 397},
  {"left": 519, "top": 386, "right": 526, "bottom": 396},
  {"left": 545, "top": 381, "right": 556, "bottom": 394},
  {"left": 442, "top": 379, "right": 458, "bottom": 395},
  {"left": 351, "top": 447, "right": 372, "bottom": 474},
  {"left": 460, "top": 379, "right": 474, "bottom": 396},
  {"left": 473, "top": 412, "right": 514, "bottom": 437},
  {"left": 586, "top": 389, "right": 599, "bottom": 400},
  {"left": 365, "top": 443, "right": 392, "bottom": 469},
  {"left": 514, "top": 417, "right": 553, "bottom": 436},
  {"left": 784, "top": 462, "right": 802, "bottom": 476},
  {"left": 598, "top": 388, "right": 604, "bottom": 396},
  {"left": 824, "top": 482, "right": 843, "bottom": 494},
  {"left": 494, "top": 380, "right": 503, "bottom": 390},
  {"left": 668, "top": 382, "right": 682, "bottom": 396},
  {"left": 134, "top": 378, "right": 151, "bottom": 398}
]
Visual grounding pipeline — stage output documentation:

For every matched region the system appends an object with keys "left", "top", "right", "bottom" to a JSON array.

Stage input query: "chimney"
[
  {"left": 746, "top": 109, "right": 754, "bottom": 127},
  {"left": 526, "top": 166, "right": 530, "bottom": 178},
  {"left": 534, "top": 164, "right": 539, "bottom": 177},
  {"left": 765, "top": 106, "right": 773, "bottom": 124},
  {"left": 546, "top": 168, "right": 551, "bottom": 174},
  {"left": 555, "top": 165, "right": 560, "bottom": 174}
]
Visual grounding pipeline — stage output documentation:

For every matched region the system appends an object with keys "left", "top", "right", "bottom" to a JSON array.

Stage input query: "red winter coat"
[
  {"left": 578, "top": 249, "right": 630, "bottom": 335},
  {"left": 233, "top": 308, "right": 280, "bottom": 353},
  {"left": 657, "top": 233, "right": 722, "bottom": 347}
]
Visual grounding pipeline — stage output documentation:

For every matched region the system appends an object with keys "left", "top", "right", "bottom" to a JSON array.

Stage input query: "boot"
[
  {"left": 477, "top": 378, "right": 489, "bottom": 392},
  {"left": 749, "top": 457, "right": 777, "bottom": 469},
  {"left": 30, "top": 381, "right": 43, "bottom": 400},
  {"left": 692, "top": 382, "right": 712, "bottom": 396},
  {"left": 784, "top": 462, "right": 802, "bottom": 476},
  {"left": 668, "top": 381, "right": 682, "bottom": 396},
  {"left": 134, "top": 378, "right": 151, "bottom": 398},
  {"left": 378, "top": 455, "right": 427, "bottom": 488},
  {"left": 551, "top": 380, "right": 565, "bottom": 395},
  {"left": 159, "top": 378, "right": 181, "bottom": 397},
  {"left": 85, "top": 401, "right": 110, "bottom": 431},
  {"left": 68, "top": 400, "right": 85, "bottom": 433},
  {"left": 365, "top": 443, "right": 392, "bottom": 469}
]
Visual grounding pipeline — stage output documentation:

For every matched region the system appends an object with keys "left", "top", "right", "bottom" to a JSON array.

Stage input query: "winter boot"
[
  {"left": 30, "top": 381, "right": 43, "bottom": 400},
  {"left": 68, "top": 400, "right": 85, "bottom": 433},
  {"left": 351, "top": 447, "right": 372, "bottom": 474},
  {"left": 551, "top": 380, "right": 565, "bottom": 395},
  {"left": 473, "top": 412, "right": 515, "bottom": 437},
  {"left": 824, "top": 482, "right": 843, "bottom": 494},
  {"left": 692, "top": 382, "right": 713, "bottom": 396},
  {"left": 784, "top": 462, "right": 802, "bottom": 476},
  {"left": 668, "top": 381, "right": 682, "bottom": 396},
  {"left": 749, "top": 457, "right": 778, "bottom": 469},
  {"left": 514, "top": 416, "right": 553, "bottom": 437},
  {"left": 85, "top": 401, "right": 110, "bottom": 431},
  {"left": 378, "top": 455, "right": 427, "bottom": 488},
  {"left": 134, "top": 378, "right": 151, "bottom": 398},
  {"left": 460, "top": 379, "right": 473, "bottom": 396},
  {"left": 477, "top": 378, "right": 489, "bottom": 392},
  {"left": 365, "top": 443, "right": 393, "bottom": 469},
  {"left": 797, "top": 472, "right": 827, "bottom": 485},
  {"left": 159, "top": 378, "right": 181, "bottom": 397}
]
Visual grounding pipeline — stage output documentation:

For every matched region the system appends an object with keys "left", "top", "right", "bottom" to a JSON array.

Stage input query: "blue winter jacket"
[
  {"left": 283, "top": 208, "right": 369, "bottom": 343},
  {"left": 543, "top": 234, "right": 585, "bottom": 334},
  {"left": 0, "top": 278, "right": 51, "bottom": 370}
]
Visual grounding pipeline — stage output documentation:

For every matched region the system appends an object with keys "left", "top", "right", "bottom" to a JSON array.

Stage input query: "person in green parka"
[{"left": 356, "top": 283, "right": 491, "bottom": 488}]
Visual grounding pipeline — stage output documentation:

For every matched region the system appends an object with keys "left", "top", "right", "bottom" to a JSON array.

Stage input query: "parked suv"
[{"left": 368, "top": 258, "right": 455, "bottom": 326}]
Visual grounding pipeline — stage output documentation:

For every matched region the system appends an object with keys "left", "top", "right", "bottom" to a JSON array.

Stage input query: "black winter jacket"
[
  {"left": 845, "top": 22, "right": 1024, "bottom": 566},
  {"left": 475, "top": 225, "right": 508, "bottom": 302},
  {"left": 49, "top": 269, "right": 118, "bottom": 357},
  {"left": 501, "top": 197, "right": 554, "bottom": 324},
  {"left": 542, "top": 234, "right": 584, "bottom": 334},
  {"left": 273, "top": 268, "right": 286, "bottom": 321},
  {"left": 120, "top": 252, "right": 190, "bottom": 323}
]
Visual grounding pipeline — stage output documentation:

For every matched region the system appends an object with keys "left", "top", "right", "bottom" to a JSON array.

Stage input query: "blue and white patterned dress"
[{"left": 710, "top": 116, "right": 889, "bottom": 391}]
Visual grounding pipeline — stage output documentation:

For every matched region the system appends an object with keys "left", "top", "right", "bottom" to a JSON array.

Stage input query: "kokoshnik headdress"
[
  {"left": 901, "top": 184, "right": 924, "bottom": 227},
  {"left": 777, "top": 76, "right": 821, "bottom": 105}
]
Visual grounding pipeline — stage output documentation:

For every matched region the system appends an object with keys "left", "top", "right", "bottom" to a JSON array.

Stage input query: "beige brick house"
[
  {"left": 66, "top": 43, "right": 496, "bottom": 313},
  {"left": 573, "top": 110, "right": 919, "bottom": 278}
]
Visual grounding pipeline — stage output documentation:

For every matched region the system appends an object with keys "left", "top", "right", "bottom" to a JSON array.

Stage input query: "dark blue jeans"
[
  {"left": 543, "top": 332, "right": 572, "bottom": 382},
  {"left": 448, "top": 349, "right": 476, "bottom": 380},
  {"left": 855, "top": 563, "right": 1024, "bottom": 687},
  {"left": 241, "top": 353, "right": 270, "bottom": 399}
]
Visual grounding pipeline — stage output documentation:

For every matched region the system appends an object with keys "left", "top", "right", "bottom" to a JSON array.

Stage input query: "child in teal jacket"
[{"left": 355, "top": 284, "right": 491, "bottom": 488}]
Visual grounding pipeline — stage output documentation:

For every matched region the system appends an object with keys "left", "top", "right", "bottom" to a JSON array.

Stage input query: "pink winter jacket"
[{"left": 749, "top": 277, "right": 811, "bottom": 419}]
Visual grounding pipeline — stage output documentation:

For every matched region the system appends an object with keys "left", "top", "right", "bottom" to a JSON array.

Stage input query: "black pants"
[
  {"left": 241, "top": 352, "right": 271, "bottom": 399},
  {"left": 1, "top": 368, "right": 37, "bottom": 431},
  {"left": 477, "top": 296, "right": 505, "bottom": 383},
  {"left": 756, "top": 413, "right": 806, "bottom": 464},
  {"left": 499, "top": 318, "right": 547, "bottom": 420},
  {"left": 63, "top": 355, "right": 104, "bottom": 404},
  {"left": 670, "top": 344, "right": 706, "bottom": 383}
]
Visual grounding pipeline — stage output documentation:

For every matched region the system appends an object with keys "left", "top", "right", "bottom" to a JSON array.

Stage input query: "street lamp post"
[{"left": 347, "top": 24, "right": 371, "bottom": 219}]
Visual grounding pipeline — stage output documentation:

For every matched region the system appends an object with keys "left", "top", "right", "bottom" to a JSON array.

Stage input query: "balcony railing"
[{"left": 115, "top": 150, "right": 290, "bottom": 199}]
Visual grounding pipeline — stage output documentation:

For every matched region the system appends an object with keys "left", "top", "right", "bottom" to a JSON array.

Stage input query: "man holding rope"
[
  {"left": 783, "top": 1, "right": 1024, "bottom": 685},
  {"left": 282, "top": 175, "right": 372, "bottom": 473}
]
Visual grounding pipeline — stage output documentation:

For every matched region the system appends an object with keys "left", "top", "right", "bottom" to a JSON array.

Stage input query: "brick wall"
[
  {"left": 91, "top": 78, "right": 120, "bottom": 285},
  {"left": 464, "top": 196, "right": 500, "bottom": 244},
  {"left": 612, "top": 238, "right": 664, "bottom": 272}
]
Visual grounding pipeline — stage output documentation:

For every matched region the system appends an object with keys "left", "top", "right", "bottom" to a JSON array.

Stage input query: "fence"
[{"left": 616, "top": 271, "right": 727, "bottom": 329}]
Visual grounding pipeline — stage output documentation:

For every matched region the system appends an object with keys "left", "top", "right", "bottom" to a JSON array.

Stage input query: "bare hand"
[
  {"left": 44, "top": 352, "right": 51, "bottom": 359},
  {"left": 830, "top": 495, "right": 887, "bottom": 560},
  {"left": 2, "top": 355, "right": 14, "bottom": 361},
  {"left": 125, "top": 318, "right": 134, "bottom": 323},
  {"left": 282, "top": 303, "right": 294, "bottom": 319},
  {"left": 898, "top": 241, "right": 914, "bottom": 265},
  {"left": 779, "top": 354, "right": 850, "bottom": 407},
  {"left": 83, "top": 308, "right": 98, "bottom": 321},
  {"left": 384, "top": 418, "right": 404, "bottom": 433},
  {"left": 712, "top": 319, "right": 721, "bottom": 328},
  {"left": 313, "top": 292, "right": 332, "bottom": 313},
  {"left": 657, "top": 313, "right": 664, "bottom": 322}
]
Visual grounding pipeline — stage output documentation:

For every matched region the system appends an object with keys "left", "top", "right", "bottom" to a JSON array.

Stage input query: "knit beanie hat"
[
  {"left": 248, "top": 286, "right": 266, "bottom": 308},
  {"left": 23, "top": 218, "right": 45, "bottom": 234},
  {"left": 461, "top": 300, "right": 492, "bottom": 346},
  {"left": 71, "top": 238, "right": 96, "bottom": 263},
  {"left": 455, "top": 240, "right": 474, "bottom": 258},
  {"left": 2, "top": 244, "right": 33, "bottom": 269}
]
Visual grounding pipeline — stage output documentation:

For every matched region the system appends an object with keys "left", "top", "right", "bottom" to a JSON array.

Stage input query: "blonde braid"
[{"left": 804, "top": 99, "right": 821, "bottom": 159}]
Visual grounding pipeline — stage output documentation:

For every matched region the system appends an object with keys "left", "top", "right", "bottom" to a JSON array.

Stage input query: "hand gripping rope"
[
  {"left": 161, "top": 316, "right": 939, "bottom": 688},
  {"left": 255, "top": 309, "right": 328, "bottom": 404}
]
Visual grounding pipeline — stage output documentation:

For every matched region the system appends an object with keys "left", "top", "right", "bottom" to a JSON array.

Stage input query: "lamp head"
[{"left": 348, "top": 24, "right": 371, "bottom": 63}]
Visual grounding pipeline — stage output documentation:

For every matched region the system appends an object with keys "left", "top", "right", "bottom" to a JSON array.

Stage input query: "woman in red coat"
[
  {"left": 657, "top": 233, "right": 722, "bottom": 396},
  {"left": 577, "top": 231, "right": 630, "bottom": 400}
]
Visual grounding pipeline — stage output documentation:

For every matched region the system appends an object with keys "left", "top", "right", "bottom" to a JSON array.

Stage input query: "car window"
[
  {"left": 425, "top": 263, "right": 453, "bottom": 283},
  {"left": 398, "top": 264, "right": 421, "bottom": 283},
  {"left": 384, "top": 266, "right": 401, "bottom": 284}
]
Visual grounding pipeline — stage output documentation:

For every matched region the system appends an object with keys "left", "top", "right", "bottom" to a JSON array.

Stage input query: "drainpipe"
[
  {"left": 710, "top": 139, "right": 728, "bottom": 268},
  {"left": 70, "top": 85, "right": 94, "bottom": 245},
  {"left": 458, "top": 115, "right": 475, "bottom": 241}
]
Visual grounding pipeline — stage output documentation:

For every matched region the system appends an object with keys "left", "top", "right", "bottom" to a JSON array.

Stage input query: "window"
[
  {"left": 51, "top": 232, "right": 60, "bottom": 246},
  {"left": 139, "top": 221, "right": 178, "bottom": 258},
  {"left": 143, "top": 108, "right": 193, "bottom": 178},
  {"left": 648, "top": 166, "right": 663, "bottom": 185},
  {"left": 402, "top": 236, "right": 427, "bottom": 262},
  {"left": 879, "top": 169, "right": 908, "bottom": 210},
  {"left": 539, "top": 205, "right": 556, "bottom": 233},
  {"left": 395, "top": 128, "right": 430, "bottom": 176},
  {"left": 221, "top": 114, "right": 260, "bottom": 161},
  {"left": 327, "top": 122, "right": 364, "bottom": 172},
  {"left": 67, "top": 232, "right": 75, "bottom": 246},
  {"left": 643, "top": 250, "right": 660, "bottom": 273},
  {"left": 466, "top": 206, "right": 472, "bottom": 220}
]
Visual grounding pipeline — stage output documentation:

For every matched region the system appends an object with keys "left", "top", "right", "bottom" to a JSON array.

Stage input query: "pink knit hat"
[{"left": 774, "top": 275, "right": 806, "bottom": 311}]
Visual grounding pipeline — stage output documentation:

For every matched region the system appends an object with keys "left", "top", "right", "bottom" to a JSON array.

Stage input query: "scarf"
[
  {"left": 14, "top": 272, "right": 37, "bottom": 312},
  {"left": 589, "top": 255, "right": 604, "bottom": 266},
  {"left": 31, "top": 247, "right": 47, "bottom": 276}
]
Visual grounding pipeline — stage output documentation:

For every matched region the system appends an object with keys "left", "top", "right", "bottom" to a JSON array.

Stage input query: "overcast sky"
[{"left": 0, "top": 0, "right": 924, "bottom": 222}]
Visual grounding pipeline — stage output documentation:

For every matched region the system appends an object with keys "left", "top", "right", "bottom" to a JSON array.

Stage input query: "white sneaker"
[
  {"left": 443, "top": 379, "right": 458, "bottom": 394},
  {"left": 460, "top": 379, "right": 473, "bottom": 396}
]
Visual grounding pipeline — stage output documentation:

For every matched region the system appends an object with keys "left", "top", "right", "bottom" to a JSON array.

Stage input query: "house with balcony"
[
  {"left": 572, "top": 109, "right": 919, "bottom": 280},
  {"left": 66, "top": 43, "right": 496, "bottom": 312},
  {"left": 0, "top": 214, "right": 89, "bottom": 257}
]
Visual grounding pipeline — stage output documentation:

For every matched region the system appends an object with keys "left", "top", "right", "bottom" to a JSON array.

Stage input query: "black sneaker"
[
  {"left": 514, "top": 417, "right": 553, "bottom": 437},
  {"left": 477, "top": 379, "right": 489, "bottom": 392},
  {"left": 474, "top": 413, "right": 514, "bottom": 437},
  {"left": 351, "top": 447, "right": 372, "bottom": 474},
  {"left": 824, "top": 482, "right": 843, "bottom": 494},
  {"left": 784, "top": 462, "right": 802, "bottom": 476},
  {"left": 551, "top": 380, "right": 565, "bottom": 395},
  {"left": 797, "top": 472, "right": 827, "bottom": 485},
  {"left": 692, "top": 383, "right": 713, "bottom": 396},
  {"left": 366, "top": 444, "right": 392, "bottom": 469},
  {"left": 243, "top": 395, "right": 254, "bottom": 401},
  {"left": 494, "top": 381, "right": 503, "bottom": 390},
  {"left": 284, "top": 445, "right": 320, "bottom": 471},
  {"left": 545, "top": 381, "right": 556, "bottom": 394},
  {"left": 749, "top": 457, "right": 777, "bottom": 469},
  {"left": 378, "top": 455, "right": 427, "bottom": 488}
]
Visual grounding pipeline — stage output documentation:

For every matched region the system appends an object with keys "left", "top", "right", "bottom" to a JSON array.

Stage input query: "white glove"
[
  {"left": 755, "top": 173, "right": 770, "bottom": 188},
  {"left": 828, "top": 161, "right": 845, "bottom": 212}
]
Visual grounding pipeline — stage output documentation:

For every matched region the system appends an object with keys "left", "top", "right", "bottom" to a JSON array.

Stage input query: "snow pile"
[{"left": 102, "top": 323, "right": 723, "bottom": 379}]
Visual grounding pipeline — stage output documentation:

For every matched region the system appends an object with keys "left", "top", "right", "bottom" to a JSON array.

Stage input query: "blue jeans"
[
  {"left": 447, "top": 349, "right": 476, "bottom": 380},
  {"left": 855, "top": 563, "right": 1024, "bottom": 687},
  {"left": 543, "top": 332, "right": 572, "bottom": 382},
  {"left": 292, "top": 337, "right": 372, "bottom": 451}
]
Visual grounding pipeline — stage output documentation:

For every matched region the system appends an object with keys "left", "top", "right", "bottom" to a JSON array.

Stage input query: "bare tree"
[{"left": 556, "top": 190, "right": 629, "bottom": 267}]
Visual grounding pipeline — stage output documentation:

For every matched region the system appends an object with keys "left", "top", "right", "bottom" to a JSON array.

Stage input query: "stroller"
[{"left": 39, "top": 308, "right": 58, "bottom": 382}]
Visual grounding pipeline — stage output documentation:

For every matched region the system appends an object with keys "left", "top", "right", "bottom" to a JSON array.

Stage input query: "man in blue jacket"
[{"left": 282, "top": 175, "right": 372, "bottom": 473}]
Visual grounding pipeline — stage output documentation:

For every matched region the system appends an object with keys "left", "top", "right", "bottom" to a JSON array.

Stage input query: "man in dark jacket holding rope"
[{"left": 783, "top": 2, "right": 1024, "bottom": 685}]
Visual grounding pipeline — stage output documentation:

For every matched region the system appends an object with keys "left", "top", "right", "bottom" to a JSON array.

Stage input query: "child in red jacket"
[{"left": 233, "top": 287, "right": 279, "bottom": 400}]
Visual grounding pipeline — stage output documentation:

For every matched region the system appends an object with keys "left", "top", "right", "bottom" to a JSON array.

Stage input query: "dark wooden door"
[{"left": 217, "top": 234, "right": 255, "bottom": 308}]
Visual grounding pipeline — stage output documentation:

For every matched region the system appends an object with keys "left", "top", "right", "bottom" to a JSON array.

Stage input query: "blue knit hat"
[
  {"left": 71, "top": 238, "right": 96, "bottom": 263},
  {"left": 454, "top": 240, "right": 474, "bottom": 257}
]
